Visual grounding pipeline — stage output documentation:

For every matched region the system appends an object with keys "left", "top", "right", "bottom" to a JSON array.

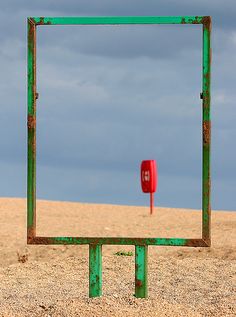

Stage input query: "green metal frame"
[{"left": 27, "top": 16, "right": 211, "bottom": 298}]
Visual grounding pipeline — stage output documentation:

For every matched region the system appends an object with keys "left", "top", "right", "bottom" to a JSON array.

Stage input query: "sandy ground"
[{"left": 0, "top": 198, "right": 235, "bottom": 317}]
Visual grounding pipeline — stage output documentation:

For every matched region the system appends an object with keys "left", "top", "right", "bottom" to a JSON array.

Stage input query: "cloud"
[
  {"left": 2, "top": 1, "right": 236, "bottom": 28},
  {"left": 35, "top": 23, "right": 202, "bottom": 62}
]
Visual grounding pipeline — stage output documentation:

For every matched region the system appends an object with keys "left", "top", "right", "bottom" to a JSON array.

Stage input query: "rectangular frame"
[{"left": 27, "top": 16, "right": 211, "bottom": 247}]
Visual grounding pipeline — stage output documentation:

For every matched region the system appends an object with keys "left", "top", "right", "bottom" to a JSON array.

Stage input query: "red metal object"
[{"left": 141, "top": 160, "right": 157, "bottom": 215}]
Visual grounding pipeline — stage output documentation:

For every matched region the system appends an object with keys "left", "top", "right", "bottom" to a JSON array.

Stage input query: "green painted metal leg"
[
  {"left": 135, "top": 245, "right": 148, "bottom": 298},
  {"left": 89, "top": 244, "right": 102, "bottom": 297}
]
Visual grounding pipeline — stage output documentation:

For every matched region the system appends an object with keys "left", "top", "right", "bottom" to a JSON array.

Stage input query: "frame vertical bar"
[
  {"left": 135, "top": 245, "right": 148, "bottom": 298},
  {"left": 89, "top": 244, "right": 102, "bottom": 297},
  {"left": 202, "top": 17, "right": 211, "bottom": 244},
  {"left": 27, "top": 18, "right": 37, "bottom": 242}
]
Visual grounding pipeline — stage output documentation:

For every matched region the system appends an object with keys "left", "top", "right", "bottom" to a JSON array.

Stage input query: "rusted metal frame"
[
  {"left": 27, "top": 16, "right": 211, "bottom": 250},
  {"left": 31, "top": 16, "right": 206, "bottom": 26},
  {"left": 30, "top": 237, "right": 208, "bottom": 247},
  {"left": 89, "top": 244, "right": 102, "bottom": 297},
  {"left": 27, "top": 18, "right": 37, "bottom": 242},
  {"left": 202, "top": 17, "right": 211, "bottom": 246},
  {"left": 135, "top": 245, "right": 148, "bottom": 298}
]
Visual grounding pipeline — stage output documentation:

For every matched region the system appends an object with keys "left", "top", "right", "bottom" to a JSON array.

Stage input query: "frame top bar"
[{"left": 29, "top": 16, "right": 210, "bottom": 26}]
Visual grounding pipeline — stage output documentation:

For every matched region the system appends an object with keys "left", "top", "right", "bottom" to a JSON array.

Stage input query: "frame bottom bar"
[{"left": 30, "top": 237, "right": 209, "bottom": 247}]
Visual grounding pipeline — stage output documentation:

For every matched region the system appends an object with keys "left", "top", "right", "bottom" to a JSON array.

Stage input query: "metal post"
[
  {"left": 150, "top": 192, "right": 154, "bottom": 215},
  {"left": 135, "top": 245, "right": 148, "bottom": 298},
  {"left": 89, "top": 244, "right": 102, "bottom": 297},
  {"left": 202, "top": 17, "right": 211, "bottom": 244},
  {"left": 27, "top": 18, "right": 37, "bottom": 242}
]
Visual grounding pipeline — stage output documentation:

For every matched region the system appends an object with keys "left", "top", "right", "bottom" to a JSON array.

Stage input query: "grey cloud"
[
  {"left": 0, "top": 0, "right": 236, "bottom": 46},
  {"left": 2, "top": 1, "right": 236, "bottom": 29},
  {"left": 37, "top": 24, "right": 201, "bottom": 60},
  {"left": 0, "top": 1, "right": 235, "bottom": 210},
  {"left": 35, "top": 51, "right": 202, "bottom": 190}
]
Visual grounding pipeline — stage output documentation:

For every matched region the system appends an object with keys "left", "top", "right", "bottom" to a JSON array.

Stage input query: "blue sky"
[{"left": 0, "top": 1, "right": 235, "bottom": 210}]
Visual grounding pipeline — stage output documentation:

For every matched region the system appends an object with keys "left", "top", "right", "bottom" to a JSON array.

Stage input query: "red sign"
[
  {"left": 141, "top": 160, "right": 157, "bottom": 193},
  {"left": 140, "top": 160, "right": 157, "bottom": 215}
]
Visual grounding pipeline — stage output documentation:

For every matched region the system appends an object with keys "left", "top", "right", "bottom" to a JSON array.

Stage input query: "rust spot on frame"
[
  {"left": 203, "top": 238, "right": 211, "bottom": 247},
  {"left": 185, "top": 239, "right": 207, "bottom": 247},
  {"left": 28, "top": 18, "right": 36, "bottom": 27},
  {"left": 181, "top": 16, "right": 201, "bottom": 24},
  {"left": 28, "top": 19, "right": 36, "bottom": 46},
  {"left": 204, "top": 72, "right": 210, "bottom": 80},
  {"left": 202, "top": 16, "right": 212, "bottom": 31},
  {"left": 203, "top": 121, "right": 211, "bottom": 145},
  {"left": 28, "top": 115, "right": 36, "bottom": 129},
  {"left": 37, "top": 17, "right": 52, "bottom": 25},
  {"left": 27, "top": 227, "right": 36, "bottom": 244},
  {"left": 135, "top": 279, "right": 142, "bottom": 287},
  {"left": 202, "top": 94, "right": 210, "bottom": 112},
  {"left": 192, "top": 16, "right": 200, "bottom": 24},
  {"left": 32, "top": 237, "right": 55, "bottom": 245},
  {"left": 27, "top": 227, "right": 35, "bottom": 237}
]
